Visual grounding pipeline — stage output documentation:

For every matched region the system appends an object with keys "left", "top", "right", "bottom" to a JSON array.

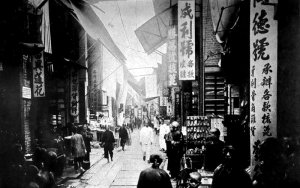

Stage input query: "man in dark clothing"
[
  {"left": 252, "top": 137, "right": 289, "bottom": 188},
  {"left": 136, "top": 118, "right": 142, "bottom": 129},
  {"left": 81, "top": 124, "right": 93, "bottom": 162},
  {"left": 137, "top": 154, "right": 172, "bottom": 188},
  {"left": 119, "top": 124, "right": 128, "bottom": 151},
  {"left": 212, "top": 145, "right": 252, "bottom": 188},
  {"left": 203, "top": 128, "right": 225, "bottom": 172},
  {"left": 101, "top": 126, "right": 115, "bottom": 163},
  {"left": 165, "top": 121, "right": 184, "bottom": 179}
]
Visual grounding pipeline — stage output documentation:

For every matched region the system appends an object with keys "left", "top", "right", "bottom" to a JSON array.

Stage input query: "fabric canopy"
[
  {"left": 135, "top": 6, "right": 174, "bottom": 54},
  {"left": 59, "top": 0, "right": 126, "bottom": 62},
  {"left": 209, "top": 0, "right": 241, "bottom": 43},
  {"left": 144, "top": 96, "right": 159, "bottom": 102},
  {"left": 28, "top": 0, "right": 52, "bottom": 53},
  {"left": 152, "top": 0, "right": 178, "bottom": 15}
]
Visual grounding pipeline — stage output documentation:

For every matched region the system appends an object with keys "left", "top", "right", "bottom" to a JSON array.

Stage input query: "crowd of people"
[
  {"left": 136, "top": 116, "right": 300, "bottom": 188},
  {"left": 2, "top": 115, "right": 300, "bottom": 188},
  {"left": 0, "top": 143, "right": 58, "bottom": 188}
]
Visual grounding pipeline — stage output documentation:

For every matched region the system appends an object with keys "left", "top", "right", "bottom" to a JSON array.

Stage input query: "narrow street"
[{"left": 62, "top": 129, "right": 174, "bottom": 188}]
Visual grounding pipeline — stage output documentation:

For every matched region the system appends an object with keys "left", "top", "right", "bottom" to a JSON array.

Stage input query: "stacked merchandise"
[{"left": 185, "top": 116, "right": 211, "bottom": 169}]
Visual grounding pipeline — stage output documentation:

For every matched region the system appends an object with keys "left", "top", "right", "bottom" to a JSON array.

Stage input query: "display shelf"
[{"left": 185, "top": 116, "right": 211, "bottom": 156}]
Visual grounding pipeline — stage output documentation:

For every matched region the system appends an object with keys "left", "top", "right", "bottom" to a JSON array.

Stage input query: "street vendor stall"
[
  {"left": 178, "top": 116, "right": 213, "bottom": 188},
  {"left": 185, "top": 116, "right": 211, "bottom": 169}
]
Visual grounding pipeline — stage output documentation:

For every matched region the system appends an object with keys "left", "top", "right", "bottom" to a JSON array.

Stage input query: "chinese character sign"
[
  {"left": 167, "top": 26, "right": 178, "bottom": 86},
  {"left": 178, "top": 0, "right": 195, "bottom": 80},
  {"left": 32, "top": 52, "right": 45, "bottom": 97},
  {"left": 250, "top": 0, "right": 277, "bottom": 166},
  {"left": 70, "top": 69, "right": 79, "bottom": 117},
  {"left": 160, "top": 96, "right": 168, "bottom": 106},
  {"left": 145, "top": 74, "right": 158, "bottom": 98}
]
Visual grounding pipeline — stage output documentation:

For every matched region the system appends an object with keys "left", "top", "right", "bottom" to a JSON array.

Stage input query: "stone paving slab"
[
  {"left": 111, "top": 180, "right": 138, "bottom": 186},
  {"left": 115, "top": 171, "right": 140, "bottom": 178},
  {"left": 63, "top": 129, "right": 176, "bottom": 188}
]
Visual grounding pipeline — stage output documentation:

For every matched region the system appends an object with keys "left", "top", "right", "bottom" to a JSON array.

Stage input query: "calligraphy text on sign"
[
  {"left": 250, "top": 0, "right": 278, "bottom": 165},
  {"left": 167, "top": 26, "right": 178, "bottom": 86},
  {"left": 178, "top": 0, "right": 195, "bottom": 80},
  {"left": 70, "top": 69, "right": 79, "bottom": 116},
  {"left": 32, "top": 52, "right": 45, "bottom": 97}
]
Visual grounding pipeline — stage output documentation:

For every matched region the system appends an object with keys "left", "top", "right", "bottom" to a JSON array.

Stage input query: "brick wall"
[{"left": 202, "top": 0, "right": 222, "bottom": 67}]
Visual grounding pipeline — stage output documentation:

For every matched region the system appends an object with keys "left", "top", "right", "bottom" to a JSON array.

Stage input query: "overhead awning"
[
  {"left": 135, "top": 6, "right": 175, "bottom": 54},
  {"left": 29, "top": 0, "right": 52, "bottom": 53},
  {"left": 209, "top": 0, "right": 242, "bottom": 43},
  {"left": 58, "top": 0, "right": 126, "bottom": 63},
  {"left": 152, "top": 0, "right": 178, "bottom": 15},
  {"left": 144, "top": 96, "right": 159, "bottom": 102}
]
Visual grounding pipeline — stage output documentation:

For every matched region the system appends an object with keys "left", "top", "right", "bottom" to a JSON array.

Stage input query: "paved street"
[{"left": 62, "top": 129, "right": 175, "bottom": 188}]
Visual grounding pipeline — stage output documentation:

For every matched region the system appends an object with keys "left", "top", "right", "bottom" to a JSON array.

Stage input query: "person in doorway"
[
  {"left": 159, "top": 118, "right": 169, "bottom": 152},
  {"left": 137, "top": 154, "right": 173, "bottom": 188},
  {"left": 81, "top": 124, "right": 93, "bottom": 162},
  {"left": 101, "top": 125, "right": 115, "bottom": 163},
  {"left": 139, "top": 119, "right": 154, "bottom": 162},
  {"left": 71, "top": 126, "right": 86, "bottom": 173},
  {"left": 119, "top": 123, "right": 129, "bottom": 151},
  {"left": 212, "top": 145, "right": 252, "bottom": 188},
  {"left": 203, "top": 128, "right": 225, "bottom": 172},
  {"left": 165, "top": 121, "right": 184, "bottom": 179}
]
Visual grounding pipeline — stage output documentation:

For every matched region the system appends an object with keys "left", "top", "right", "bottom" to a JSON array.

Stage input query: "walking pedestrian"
[
  {"left": 71, "top": 126, "right": 86, "bottom": 173},
  {"left": 139, "top": 119, "right": 154, "bottom": 162},
  {"left": 101, "top": 125, "right": 115, "bottom": 163},
  {"left": 137, "top": 154, "right": 173, "bottom": 188},
  {"left": 154, "top": 116, "right": 160, "bottom": 135},
  {"left": 119, "top": 124, "right": 128, "bottom": 151},
  {"left": 159, "top": 118, "right": 169, "bottom": 152},
  {"left": 81, "top": 124, "right": 93, "bottom": 162}
]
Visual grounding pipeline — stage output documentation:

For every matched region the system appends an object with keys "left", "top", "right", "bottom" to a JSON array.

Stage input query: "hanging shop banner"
[
  {"left": 160, "top": 96, "right": 168, "bottom": 106},
  {"left": 32, "top": 52, "right": 45, "bottom": 97},
  {"left": 250, "top": 0, "right": 278, "bottom": 166},
  {"left": 70, "top": 69, "right": 79, "bottom": 116},
  {"left": 167, "top": 26, "right": 179, "bottom": 87},
  {"left": 145, "top": 74, "right": 158, "bottom": 98},
  {"left": 178, "top": 0, "right": 195, "bottom": 80}
]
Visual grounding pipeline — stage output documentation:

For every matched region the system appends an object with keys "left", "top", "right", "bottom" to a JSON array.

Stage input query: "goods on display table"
[
  {"left": 178, "top": 116, "right": 213, "bottom": 188},
  {"left": 185, "top": 116, "right": 211, "bottom": 154},
  {"left": 182, "top": 116, "right": 211, "bottom": 174}
]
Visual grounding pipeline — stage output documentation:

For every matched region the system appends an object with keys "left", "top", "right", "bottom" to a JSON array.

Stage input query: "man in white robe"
[
  {"left": 159, "top": 118, "right": 170, "bottom": 151},
  {"left": 140, "top": 120, "right": 154, "bottom": 162}
]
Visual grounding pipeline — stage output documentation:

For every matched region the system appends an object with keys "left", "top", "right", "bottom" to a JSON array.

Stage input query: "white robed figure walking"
[
  {"left": 139, "top": 120, "right": 154, "bottom": 162},
  {"left": 159, "top": 119, "right": 170, "bottom": 151}
]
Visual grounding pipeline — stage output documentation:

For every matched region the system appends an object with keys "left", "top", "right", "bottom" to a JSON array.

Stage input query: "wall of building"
[
  {"left": 202, "top": 0, "right": 222, "bottom": 67},
  {"left": 278, "top": 0, "right": 300, "bottom": 137}
]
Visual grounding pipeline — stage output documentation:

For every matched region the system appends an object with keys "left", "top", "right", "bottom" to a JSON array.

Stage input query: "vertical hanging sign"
[
  {"left": 178, "top": 0, "right": 195, "bottom": 80},
  {"left": 250, "top": 0, "right": 278, "bottom": 166},
  {"left": 167, "top": 26, "right": 178, "bottom": 87},
  {"left": 70, "top": 69, "right": 79, "bottom": 117},
  {"left": 32, "top": 52, "right": 45, "bottom": 97}
]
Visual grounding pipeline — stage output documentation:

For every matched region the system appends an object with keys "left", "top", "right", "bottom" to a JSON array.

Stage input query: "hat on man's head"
[
  {"left": 171, "top": 121, "right": 179, "bottom": 127},
  {"left": 149, "top": 154, "right": 163, "bottom": 164}
]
